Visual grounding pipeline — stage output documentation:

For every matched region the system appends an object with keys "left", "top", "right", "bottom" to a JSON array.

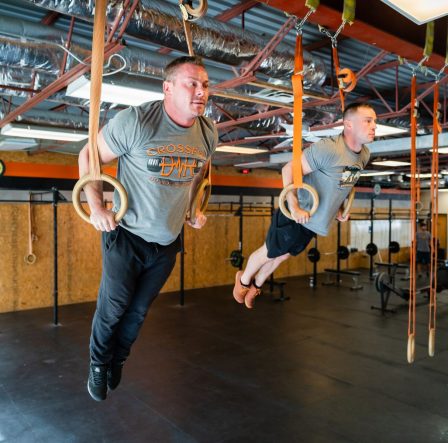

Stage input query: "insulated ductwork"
[
  {"left": 0, "top": 109, "right": 89, "bottom": 130},
  {"left": 25, "top": 0, "right": 326, "bottom": 86}
]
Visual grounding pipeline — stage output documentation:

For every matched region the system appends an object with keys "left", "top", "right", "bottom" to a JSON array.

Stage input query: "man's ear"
[
  {"left": 343, "top": 120, "right": 353, "bottom": 131},
  {"left": 163, "top": 81, "right": 171, "bottom": 96}
]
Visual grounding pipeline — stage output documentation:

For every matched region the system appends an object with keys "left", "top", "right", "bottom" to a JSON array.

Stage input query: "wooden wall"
[{"left": 1, "top": 197, "right": 411, "bottom": 313}]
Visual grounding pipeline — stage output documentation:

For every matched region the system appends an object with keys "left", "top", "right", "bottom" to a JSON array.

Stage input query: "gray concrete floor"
[{"left": 2, "top": 271, "right": 448, "bottom": 442}]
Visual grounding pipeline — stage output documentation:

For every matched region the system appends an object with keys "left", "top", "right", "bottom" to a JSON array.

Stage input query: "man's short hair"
[
  {"left": 163, "top": 56, "right": 205, "bottom": 81},
  {"left": 343, "top": 103, "right": 375, "bottom": 120}
]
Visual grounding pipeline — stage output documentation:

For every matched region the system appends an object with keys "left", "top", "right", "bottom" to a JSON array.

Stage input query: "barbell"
[{"left": 225, "top": 249, "right": 244, "bottom": 268}]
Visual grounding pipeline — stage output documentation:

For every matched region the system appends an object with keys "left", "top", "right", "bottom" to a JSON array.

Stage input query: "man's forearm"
[{"left": 78, "top": 146, "right": 105, "bottom": 212}]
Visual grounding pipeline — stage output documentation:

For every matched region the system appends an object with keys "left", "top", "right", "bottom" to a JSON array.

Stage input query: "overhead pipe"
[{"left": 24, "top": 0, "right": 326, "bottom": 86}]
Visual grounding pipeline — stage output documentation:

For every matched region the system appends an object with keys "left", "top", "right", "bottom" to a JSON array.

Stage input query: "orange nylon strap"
[
  {"left": 182, "top": 19, "right": 195, "bottom": 56},
  {"left": 292, "top": 33, "right": 304, "bottom": 189},
  {"left": 332, "top": 46, "right": 345, "bottom": 111},
  {"left": 429, "top": 82, "right": 441, "bottom": 346},
  {"left": 408, "top": 75, "right": 418, "bottom": 353}
]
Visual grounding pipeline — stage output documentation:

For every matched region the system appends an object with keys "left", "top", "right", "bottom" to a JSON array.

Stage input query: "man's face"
[
  {"left": 163, "top": 63, "right": 209, "bottom": 120},
  {"left": 346, "top": 107, "right": 377, "bottom": 145}
]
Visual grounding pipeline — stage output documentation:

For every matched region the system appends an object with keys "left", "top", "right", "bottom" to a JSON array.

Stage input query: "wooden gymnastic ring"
[
  {"left": 415, "top": 201, "right": 423, "bottom": 212},
  {"left": 407, "top": 333, "right": 415, "bottom": 363},
  {"left": 179, "top": 0, "right": 207, "bottom": 21},
  {"left": 279, "top": 183, "right": 319, "bottom": 220},
  {"left": 428, "top": 327, "right": 435, "bottom": 357},
  {"left": 341, "top": 187, "right": 355, "bottom": 219},
  {"left": 337, "top": 68, "right": 357, "bottom": 93},
  {"left": 189, "top": 178, "right": 211, "bottom": 223},
  {"left": 24, "top": 253, "right": 37, "bottom": 265},
  {"left": 72, "top": 173, "right": 128, "bottom": 224}
]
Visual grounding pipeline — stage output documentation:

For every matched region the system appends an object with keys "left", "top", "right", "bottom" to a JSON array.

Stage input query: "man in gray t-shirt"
[
  {"left": 78, "top": 56, "right": 217, "bottom": 401},
  {"left": 416, "top": 222, "right": 431, "bottom": 278},
  {"left": 233, "top": 103, "right": 374, "bottom": 309}
]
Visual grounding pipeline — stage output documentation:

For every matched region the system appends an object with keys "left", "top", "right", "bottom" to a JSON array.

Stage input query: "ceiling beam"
[
  {"left": 255, "top": 0, "right": 446, "bottom": 70},
  {"left": 214, "top": 0, "right": 260, "bottom": 22}
]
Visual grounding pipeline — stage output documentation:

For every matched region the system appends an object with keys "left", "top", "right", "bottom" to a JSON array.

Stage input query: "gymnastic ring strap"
[
  {"left": 179, "top": 0, "right": 207, "bottom": 21},
  {"left": 278, "top": 183, "right": 319, "bottom": 220},
  {"left": 72, "top": 0, "right": 128, "bottom": 224},
  {"left": 341, "top": 187, "right": 355, "bottom": 219},
  {"left": 189, "top": 178, "right": 211, "bottom": 224},
  {"left": 25, "top": 195, "right": 37, "bottom": 265},
  {"left": 72, "top": 173, "right": 128, "bottom": 224}
]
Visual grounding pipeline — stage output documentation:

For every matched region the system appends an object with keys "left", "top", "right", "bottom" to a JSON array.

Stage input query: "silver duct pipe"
[
  {"left": 25, "top": 0, "right": 326, "bottom": 86},
  {"left": 0, "top": 109, "right": 89, "bottom": 130}
]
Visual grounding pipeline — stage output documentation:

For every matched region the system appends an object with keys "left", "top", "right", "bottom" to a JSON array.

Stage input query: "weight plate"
[
  {"left": 337, "top": 245, "right": 350, "bottom": 260},
  {"left": 366, "top": 242, "right": 378, "bottom": 256}
]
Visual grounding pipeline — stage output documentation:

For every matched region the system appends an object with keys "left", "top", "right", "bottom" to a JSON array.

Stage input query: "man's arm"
[
  {"left": 186, "top": 161, "right": 209, "bottom": 229},
  {"left": 281, "top": 155, "right": 313, "bottom": 224},
  {"left": 78, "top": 130, "right": 120, "bottom": 231}
]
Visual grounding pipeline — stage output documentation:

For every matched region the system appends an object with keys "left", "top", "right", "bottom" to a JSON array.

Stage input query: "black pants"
[{"left": 90, "top": 226, "right": 180, "bottom": 366}]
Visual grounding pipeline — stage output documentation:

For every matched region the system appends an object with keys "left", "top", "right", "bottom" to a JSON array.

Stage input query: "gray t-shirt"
[
  {"left": 416, "top": 230, "right": 431, "bottom": 252},
  {"left": 297, "top": 134, "right": 370, "bottom": 236},
  {"left": 102, "top": 100, "right": 218, "bottom": 245}
]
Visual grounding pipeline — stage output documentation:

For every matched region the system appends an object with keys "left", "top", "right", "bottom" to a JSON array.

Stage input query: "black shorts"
[
  {"left": 265, "top": 208, "right": 316, "bottom": 258},
  {"left": 416, "top": 251, "right": 430, "bottom": 264}
]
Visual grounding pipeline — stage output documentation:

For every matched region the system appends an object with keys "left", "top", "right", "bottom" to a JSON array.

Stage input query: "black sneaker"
[
  {"left": 107, "top": 362, "right": 123, "bottom": 391},
  {"left": 87, "top": 364, "right": 107, "bottom": 401}
]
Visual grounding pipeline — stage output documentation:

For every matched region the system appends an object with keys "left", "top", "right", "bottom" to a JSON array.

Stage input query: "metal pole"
[
  {"left": 337, "top": 222, "right": 341, "bottom": 283},
  {"left": 52, "top": 187, "right": 59, "bottom": 325},
  {"left": 388, "top": 199, "right": 392, "bottom": 264},
  {"left": 370, "top": 197, "right": 375, "bottom": 280},
  {"left": 239, "top": 194, "right": 243, "bottom": 270},
  {"left": 180, "top": 226, "right": 185, "bottom": 306},
  {"left": 313, "top": 236, "right": 318, "bottom": 288}
]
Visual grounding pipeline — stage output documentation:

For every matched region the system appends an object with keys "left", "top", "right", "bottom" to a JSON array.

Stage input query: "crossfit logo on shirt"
[
  {"left": 147, "top": 157, "right": 205, "bottom": 177},
  {"left": 146, "top": 143, "right": 207, "bottom": 185},
  {"left": 340, "top": 166, "right": 361, "bottom": 187}
]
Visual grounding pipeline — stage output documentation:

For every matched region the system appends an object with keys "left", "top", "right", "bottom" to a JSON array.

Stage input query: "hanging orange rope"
[
  {"left": 72, "top": 0, "right": 128, "bottom": 224},
  {"left": 177, "top": 0, "right": 211, "bottom": 224},
  {"left": 428, "top": 81, "right": 441, "bottom": 357},
  {"left": 24, "top": 192, "right": 37, "bottom": 265},
  {"left": 279, "top": 11, "right": 319, "bottom": 220},
  {"left": 407, "top": 74, "right": 418, "bottom": 364}
]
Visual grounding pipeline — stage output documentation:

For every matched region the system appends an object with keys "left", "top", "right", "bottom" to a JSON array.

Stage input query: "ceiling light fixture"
[
  {"left": 0, "top": 137, "right": 37, "bottom": 151},
  {"left": 66, "top": 75, "right": 164, "bottom": 106},
  {"left": 381, "top": 0, "right": 448, "bottom": 25},
  {"left": 371, "top": 159, "right": 411, "bottom": 167},
  {"left": 360, "top": 171, "right": 395, "bottom": 177},
  {"left": 431, "top": 147, "right": 448, "bottom": 154},
  {"left": 216, "top": 146, "right": 269, "bottom": 154},
  {"left": 310, "top": 123, "right": 407, "bottom": 138},
  {"left": 1, "top": 123, "right": 88, "bottom": 141},
  {"left": 405, "top": 173, "right": 441, "bottom": 178}
]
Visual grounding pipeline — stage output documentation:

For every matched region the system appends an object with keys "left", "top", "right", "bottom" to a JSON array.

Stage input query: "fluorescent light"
[
  {"left": 375, "top": 125, "right": 408, "bottom": 136},
  {"left": 216, "top": 146, "right": 269, "bottom": 154},
  {"left": 381, "top": 0, "right": 448, "bottom": 25},
  {"left": 1, "top": 123, "right": 88, "bottom": 141},
  {"left": 0, "top": 137, "right": 37, "bottom": 151},
  {"left": 431, "top": 147, "right": 448, "bottom": 154},
  {"left": 66, "top": 75, "right": 164, "bottom": 106},
  {"left": 234, "top": 161, "right": 266, "bottom": 168},
  {"left": 405, "top": 173, "right": 441, "bottom": 178},
  {"left": 372, "top": 160, "right": 411, "bottom": 167},
  {"left": 310, "top": 123, "right": 407, "bottom": 138},
  {"left": 361, "top": 171, "right": 395, "bottom": 177}
]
